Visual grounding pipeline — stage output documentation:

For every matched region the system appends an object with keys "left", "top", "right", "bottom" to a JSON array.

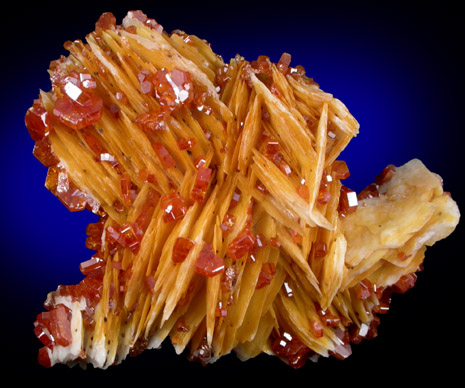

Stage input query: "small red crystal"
[
  {"left": 177, "top": 137, "right": 196, "bottom": 150},
  {"left": 356, "top": 279, "right": 373, "bottom": 300},
  {"left": 391, "top": 273, "right": 417, "bottom": 294},
  {"left": 81, "top": 129, "right": 106, "bottom": 157},
  {"left": 173, "top": 237, "right": 195, "bottom": 263},
  {"left": 153, "top": 68, "right": 193, "bottom": 110},
  {"left": 332, "top": 160, "right": 350, "bottom": 180},
  {"left": 310, "top": 320, "right": 324, "bottom": 338},
  {"left": 220, "top": 214, "right": 236, "bottom": 235},
  {"left": 160, "top": 192, "right": 187, "bottom": 223},
  {"left": 229, "top": 190, "right": 241, "bottom": 209},
  {"left": 315, "top": 303, "right": 341, "bottom": 327},
  {"left": 296, "top": 184, "right": 310, "bottom": 202},
  {"left": 215, "top": 65, "right": 232, "bottom": 91},
  {"left": 96, "top": 12, "right": 116, "bottom": 31},
  {"left": 227, "top": 230, "right": 256, "bottom": 260},
  {"left": 313, "top": 241, "right": 327, "bottom": 258},
  {"left": 53, "top": 74, "right": 103, "bottom": 131},
  {"left": 317, "top": 186, "right": 331, "bottom": 205},
  {"left": 270, "top": 237, "right": 281, "bottom": 249},
  {"left": 79, "top": 256, "right": 105, "bottom": 276},
  {"left": 358, "top": 183, "right": 379, "bottom": 200},
  {"left": 290, "top": 230, "right": 302, "bottom": 245},
  {"left": 53, "top": 168, "right": 87, "bottom": 212},
  {"left": 37, "top": 347, "right": 52, "bottom": 368},
  {"left": 34, "top": 304, "right": 73, "bottom": 347},
  {"left": 153, "top": 141, "right": 176, "bottom": 169},
  {"left": 138, "top": 70, "right": 154, "bottom": 95},
  {"left": 251, "top": 56, "right": 273, "bottom": 87},
  {"left": 33, "top": 137, "right": 59, "bottom": 167},
  {"left": 138, "top": 168, "right": 156, "bottom": 184},
  {"left": 256, "top": 263, "right": 276, "bottom": 289},
  {"left": 145, "top": 276, "right": 156, "bottom": 293},
  {"left": 191, "top": 167, "right": 212, "bottom": 203},
  {"left": 25, "top": 101, "right": 53, "bottom": 141},
  {"left": 119, "top": 222, "right": 141, "bottom": 254},
  {"left": 120, "top": 173, "right": 133, "bottom": 206},
  {"left": 338, "top": 185, "right": 358, "bottom": 216},
  {"left": 133, "top": 189, "right": 158, "bottom": 239},
  {"left": 375, "top": 164, "right": 396, "bottom": 186},
  {"left": 271, "top": 331, "right": 311, "bottom": 369},
  {"left": 195, "top": 242, "right": 225, "bottom": 277},
  {"left": 194, "top": 155, "right": 207, "bottom": 169},
  {"left": 277, "top": 53, "right": 292, "bottom": 74},
  {"left": 135, "top": 109, "right": 168, "bottom": 132}
]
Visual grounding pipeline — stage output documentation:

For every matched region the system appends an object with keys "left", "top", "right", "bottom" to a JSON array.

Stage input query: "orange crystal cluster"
[{"left": 25, "top": 10, "right": 459, "bottom": 370}]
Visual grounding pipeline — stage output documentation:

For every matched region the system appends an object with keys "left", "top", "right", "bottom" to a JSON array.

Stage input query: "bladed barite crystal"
[{"left": 26, "top": 10, "right": 459, "bottom": 370}]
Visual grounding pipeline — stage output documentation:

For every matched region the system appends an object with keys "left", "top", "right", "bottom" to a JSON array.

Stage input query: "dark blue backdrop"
[{"left": 1, "top": 1, "right": 463, "bottom": 383}]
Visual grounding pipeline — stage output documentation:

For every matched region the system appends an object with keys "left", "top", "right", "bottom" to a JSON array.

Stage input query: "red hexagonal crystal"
[
  {"left": 296, "top": 184, "right": 309, "bottom": 202},
  {"left": 79, "top": 255, "right": 105, "bottom": 276},
  {"left": 52, "top": 74, "right": 103, "bottom": 130},
  {"left": 172, "top": 237, "right": 195, "bottom": 263},
  {"left": 256, "top": 263, "right": 276, "bottom": 289},
  {"left": 153, "top": 68, "right": 193, "bottom": 110},
  {"left": 53, "top": 94, "right": 102, "bottom": 130},
  {"left": 33, "top": 304, "right": 73, "bottom": 347},
  {"left": 37, "top": 347, "right": 52, "bottom": 368},
  {"left": 48, "top": 165, "right": 87, "bottom": 212},
  {"left": 135, "top": 108, "right": 169, "bottom": 132},
  {"left": 106, "top": 222, "right": 140, "bottom": 254},
  {"left": 332, "top": 160, "right": 350, "bottom": 180},
  {"left": 220, "top": 214, "right": 236, "bottom": 235},
  {"left": 95, "top": 12, "right": 116, "bottom": 31},
  {"left": 227, "top": 230, "right": 256, "bottom": 260},
  {"left": 195, "top": 242, "right": 224, "bottom": 277},
  {"left": 277, "top": 52, "right": 292, "bottom": 74},
  {"left": 313, "top": 241, "right": 327, "bottom": 258},
  {"left": 153, "top": 141, "right": 176, "bottom": 169},
  {"left": 160, "top": 192, "right": 187, "bottom": 223},
  {"left": 177, "top": 137, "right": 196, "bottom": 150},
  {"left": 375, "top": 164, "right": 396, "bottom": 186},
  {"left": 33, "top": 137, "right": 59, "bottom": 167},
  {"left": 25, "top": 100, "right": 53, "bottom": 141},
  {"left": 191, "top": 167, "right": 212, "bottom": 203},
  {"left": 271, "top": 331, "right": 311, "bottom": 369},
  {"left": 338, "top": 185, "right": 358, "bottom": 217}
]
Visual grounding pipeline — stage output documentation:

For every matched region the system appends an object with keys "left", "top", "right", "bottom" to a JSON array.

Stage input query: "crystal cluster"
[{"left": 26, "top": 11, "right": 459, "bottom": 370}]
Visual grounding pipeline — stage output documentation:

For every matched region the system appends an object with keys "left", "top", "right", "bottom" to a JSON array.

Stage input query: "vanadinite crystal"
[
  {"left": 271, "top": 331, "right": 312, "bottom": 369},
  {"left": 25, "top": 100, "right": 53, "bottom": 141},
  {"left": 160, "top": 192, "right": 187, "bottom": 222},
  {"left": 153, "top": 68, "right": 193, "bottom": 111},
  {"left": 153, "top": 142, "right": 176, "bottom": 169},
  {"left": 33, "top": 137, "right": 59, "bottom": 167},
  {"left": 52, "top": 73, "right": 103, "bottom": 130},
  {"left": 34, "top": 304, "right": 73, "bottom": 348},
  {"left": 227, "top": 230, "right": 257, "bottom": 260},
  {"left": 191, "top": 167, "right": 212, "bottom": 202},
  {"left": 195, "top": 242, "right": 224, "bottom": 277},
  {"left": 256, "top": 263, "right": 276, "bottom": 289},
  {"left": 173, "top": 237, "right": 195, "bottom": 263},
  {"left": 338, "top": 185, "right": 358, "bottom": 216},
  {"left": 45, "top": 165, "right": 88, "bottom": 212}
]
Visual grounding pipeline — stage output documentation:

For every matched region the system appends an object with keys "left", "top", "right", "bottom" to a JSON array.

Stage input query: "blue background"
[{"left": 1, "top": 1, "right": 463, "bottom": 383}]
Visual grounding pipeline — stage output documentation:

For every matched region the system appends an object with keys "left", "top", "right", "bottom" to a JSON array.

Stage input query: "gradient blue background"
[{"left": 1, "top": 1, "right": 463, "bottom": 383}]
